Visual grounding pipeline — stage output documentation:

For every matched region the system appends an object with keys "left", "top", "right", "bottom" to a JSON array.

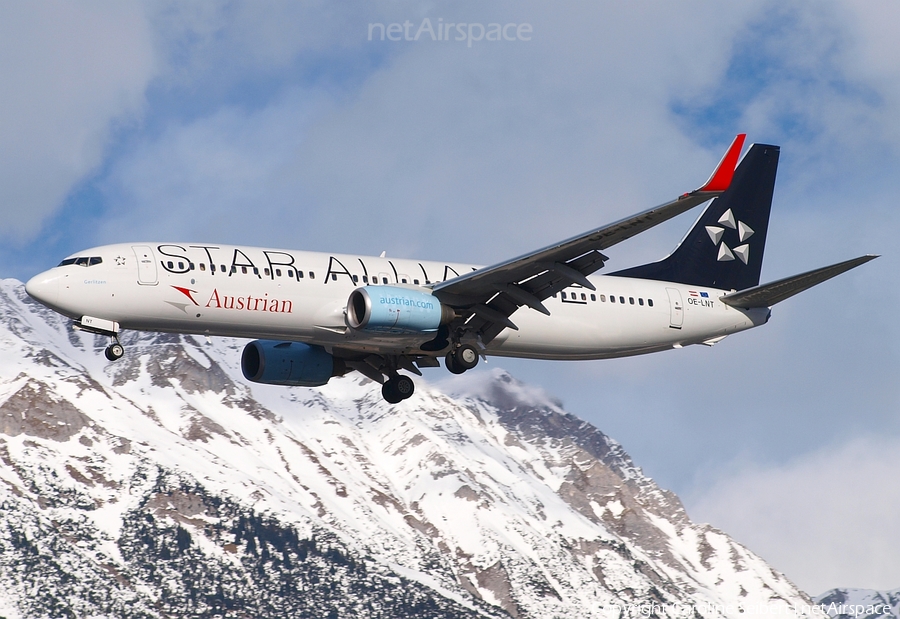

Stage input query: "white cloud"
[
  {"left": 95, "top": 90, "right": 331, "bottom": 247},
  {"left": 96, "top": 1, "right": 758, "bottom": 263},
  {"left": 0, "top": 2, "right": 156, "bottom": 241},
  {"left": 687, "top": 434, "right": 900, "bottom": 595}
]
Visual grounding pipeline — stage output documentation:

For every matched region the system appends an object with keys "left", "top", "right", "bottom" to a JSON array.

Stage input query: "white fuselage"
[{"left": 25, "top": 243, "right": 770, "bottom": 360}]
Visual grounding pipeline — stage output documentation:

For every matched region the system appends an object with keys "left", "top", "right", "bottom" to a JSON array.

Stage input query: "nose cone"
[{"left": 25, "top": 271, "right": 60, "bottom": 308}]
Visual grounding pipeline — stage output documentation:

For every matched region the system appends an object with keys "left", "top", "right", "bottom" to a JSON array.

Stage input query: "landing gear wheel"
[
  {"left": 382, "top": 375, "right": 415, "bottom": 403},
  {"left": 445, "top": 351, "right": 466, "bottom": 375},
  {"left": 394, "top": 375, "right": 415, "bottom": 399},
  {"left": 456, "top": 344, "right": 480, "bottom": 371},
  {"left": 446, "top": 345, "right": 479, "bottom": 374},
  {"left": 105, "top": 343, "right": 124, "bottom": 361},
  {"left": 382, "top": 381, "right": 403, "bottom": 404}
]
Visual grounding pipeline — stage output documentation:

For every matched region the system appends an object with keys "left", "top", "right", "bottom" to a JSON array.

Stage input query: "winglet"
[{"left": 696, "top": 134, "right": 746, "bottom": 193}]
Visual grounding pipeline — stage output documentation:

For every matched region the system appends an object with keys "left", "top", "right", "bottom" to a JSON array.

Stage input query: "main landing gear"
[
  {"left": 382, "top": 374, "right": 415, "bottom": 404},
  {"left": 445, "top": 344, "right": 479, "bottom": 375}
]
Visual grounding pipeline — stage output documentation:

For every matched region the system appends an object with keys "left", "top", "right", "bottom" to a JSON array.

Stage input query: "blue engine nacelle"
[
  {"left": 346, "top": 286, "right": 455, "bottom": 334},
  {"left": 241, "top": 340, "right": 338, "bottom": 387}
]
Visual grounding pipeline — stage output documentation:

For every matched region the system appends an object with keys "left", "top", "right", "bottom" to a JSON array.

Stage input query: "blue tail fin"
[{"left": 611, "top": 143, "right": 779, "bottom": 291}]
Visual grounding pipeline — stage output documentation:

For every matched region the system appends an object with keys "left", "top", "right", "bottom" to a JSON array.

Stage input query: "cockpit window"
[{"left": 58, "top": 256, "right": 103, "bottom": 267}]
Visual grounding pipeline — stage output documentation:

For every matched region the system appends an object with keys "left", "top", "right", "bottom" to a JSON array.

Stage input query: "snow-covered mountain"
[
  {"left": 816, "top": 589, "right": 900, "bottom": 619},
  {"left": 0, "top": 278, "right": 817, "bottom": 618}
]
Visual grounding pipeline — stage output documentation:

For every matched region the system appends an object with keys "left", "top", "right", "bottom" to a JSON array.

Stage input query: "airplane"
[{"left": 25, "top": 135, "right": 876, "bottom": 403}]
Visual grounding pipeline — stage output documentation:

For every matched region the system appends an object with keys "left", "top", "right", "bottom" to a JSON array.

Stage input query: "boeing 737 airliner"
[{"left": 26, "top": 136, "right": 876, "bottom": 402}]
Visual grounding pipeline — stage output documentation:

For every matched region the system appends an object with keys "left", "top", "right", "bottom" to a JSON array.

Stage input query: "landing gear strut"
[
  {"left": 445, "top": 344, "right": 479, "bottom": 374},
  {"left": 382, "top": 374, "right": 415, "bottom": 404}
]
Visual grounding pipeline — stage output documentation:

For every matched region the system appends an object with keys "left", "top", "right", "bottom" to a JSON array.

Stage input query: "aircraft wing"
[
  {"left": 719, "top": 254, "right": 878, "bottom": 309},
  {"left": 432, "top": 135, "right": 747, "bottom": 342}
]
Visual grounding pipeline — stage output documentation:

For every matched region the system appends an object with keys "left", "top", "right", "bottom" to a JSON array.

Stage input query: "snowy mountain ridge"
[
  {"left": 0, "top": 278, "right": 817, "bottom": 618},
  {"left": 815, "top": 588, "right": 900, "bottom": 619}
]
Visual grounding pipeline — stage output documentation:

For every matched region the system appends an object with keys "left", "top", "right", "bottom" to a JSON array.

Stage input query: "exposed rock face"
[
  {"left": 0, "top": 278, "right": 816, "bottom": 618},
  {"left": 0, "top": 376, "right": 92, "bottom": 441}
]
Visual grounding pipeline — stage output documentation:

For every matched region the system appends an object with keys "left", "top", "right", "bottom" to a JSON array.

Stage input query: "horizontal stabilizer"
[{"left": 719, "top": 255, "right": 878, "bottom": 308}]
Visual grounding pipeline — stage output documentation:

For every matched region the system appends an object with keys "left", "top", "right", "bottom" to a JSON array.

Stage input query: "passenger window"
[
  {"left": 561, "top": 291, "right": 567, "bottom": 300},
  {"left": 210, "top": 264, "right": 216, "bottom": 273},
  {"left": 287, "top": 269, "right": 294, "bottom": 277},
  {"left": 352, "top": 275, "right": 359, "bottom": 283},
  {"left": 600, "top": 294, "right": 606, "bottom": 302},
  {"left": 382, "top": 277, "right": 388, "bottom": 284},
  {"left": 167, "top": 261, "right": 174, "bottom": 269},
  {"left": 200, "top": 264, "right": 206, "bottom": 272},
  {"left": 610, "top": 295, "right": 616, "bottom": 303},
  {"left": 264, "top": 268, "right": 270, "bottom": 276},
  {"left": 648, "top": 299, "right": 654, "bottom": 307},
  {"left": 221, "top": 265, "right": 226, "bottom": 273},
  {"left": 231, "top": 266, "right": 237, "bottom": 274},
  {"left": 414, "top": 279, "right": 420, "bottom": 285},
  {"left": 639, "top": 298, "right": 644, "bottom": 306},
  {"left": 276, "top": 269, "right": 282, "bottom": 277},
  {"left": 590, "top": 294, "right": 596, "bottom": 301},
  {"left": 629, "top": 297, "right": 634, "bottom": 305},
  {"left": 363, "top": 276, "right": 368, "bottom": 283},
  {"left": 401, "top": 278, "right": 407, "bottom": 283},
  {"left": 241, "top": 267, "right": 248, "bottom": 274},
  {"left": 178, "top": 262, "right": 185, "bottom": 270},
  {"left": 310, "top": 272, "right": 315, "bottom": 279},
  {"left": 331, "top": 273, "right": 337, "bottom": 281},
  {"left": 620, "top": 296, "right": 625, "bottom": 304},
  {"left": 253, "top": 267, "right": 259, "bottom": 275},
  {"left": 581, "top": 293, "right": 586, "bottom": 301},
  {"left": 189, "top": 263, "right": 195, "bottom": 270}
]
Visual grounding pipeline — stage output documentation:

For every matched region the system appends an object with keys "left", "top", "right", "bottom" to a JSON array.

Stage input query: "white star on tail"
[{"left": 709, "top": 209, "right": 753, "bottom": 264}]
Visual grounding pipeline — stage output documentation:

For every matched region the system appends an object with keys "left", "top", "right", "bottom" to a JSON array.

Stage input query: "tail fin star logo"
[{"left": 704, "top": 208, "right": 753, "bottom": 264}]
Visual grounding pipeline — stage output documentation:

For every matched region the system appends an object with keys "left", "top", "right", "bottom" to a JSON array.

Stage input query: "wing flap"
[{"left": 719, "top": 255, "right": 878, "bottom": 308}]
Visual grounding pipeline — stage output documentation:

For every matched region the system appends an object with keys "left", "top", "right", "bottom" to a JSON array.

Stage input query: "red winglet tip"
[{"left": 698, "top": 133, "right": 746, "bottom": 193}]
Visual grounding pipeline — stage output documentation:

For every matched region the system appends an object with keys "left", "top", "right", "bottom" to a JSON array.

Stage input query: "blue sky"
[{"left": 1, "top": 1, "right": 898, "bottom": 594}]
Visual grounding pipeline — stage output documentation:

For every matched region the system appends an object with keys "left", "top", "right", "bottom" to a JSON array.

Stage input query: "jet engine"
[
  {"left": 241, "top": 340, "right": 342, "bottom": 387},
  {"left": 346, "top": 286, "right": 455, "bottom": 334}
]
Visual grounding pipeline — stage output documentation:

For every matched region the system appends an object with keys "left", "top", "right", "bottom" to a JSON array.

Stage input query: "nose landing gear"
[{"left": 74, "top": 316, "right": 125, "bottom": 362}]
